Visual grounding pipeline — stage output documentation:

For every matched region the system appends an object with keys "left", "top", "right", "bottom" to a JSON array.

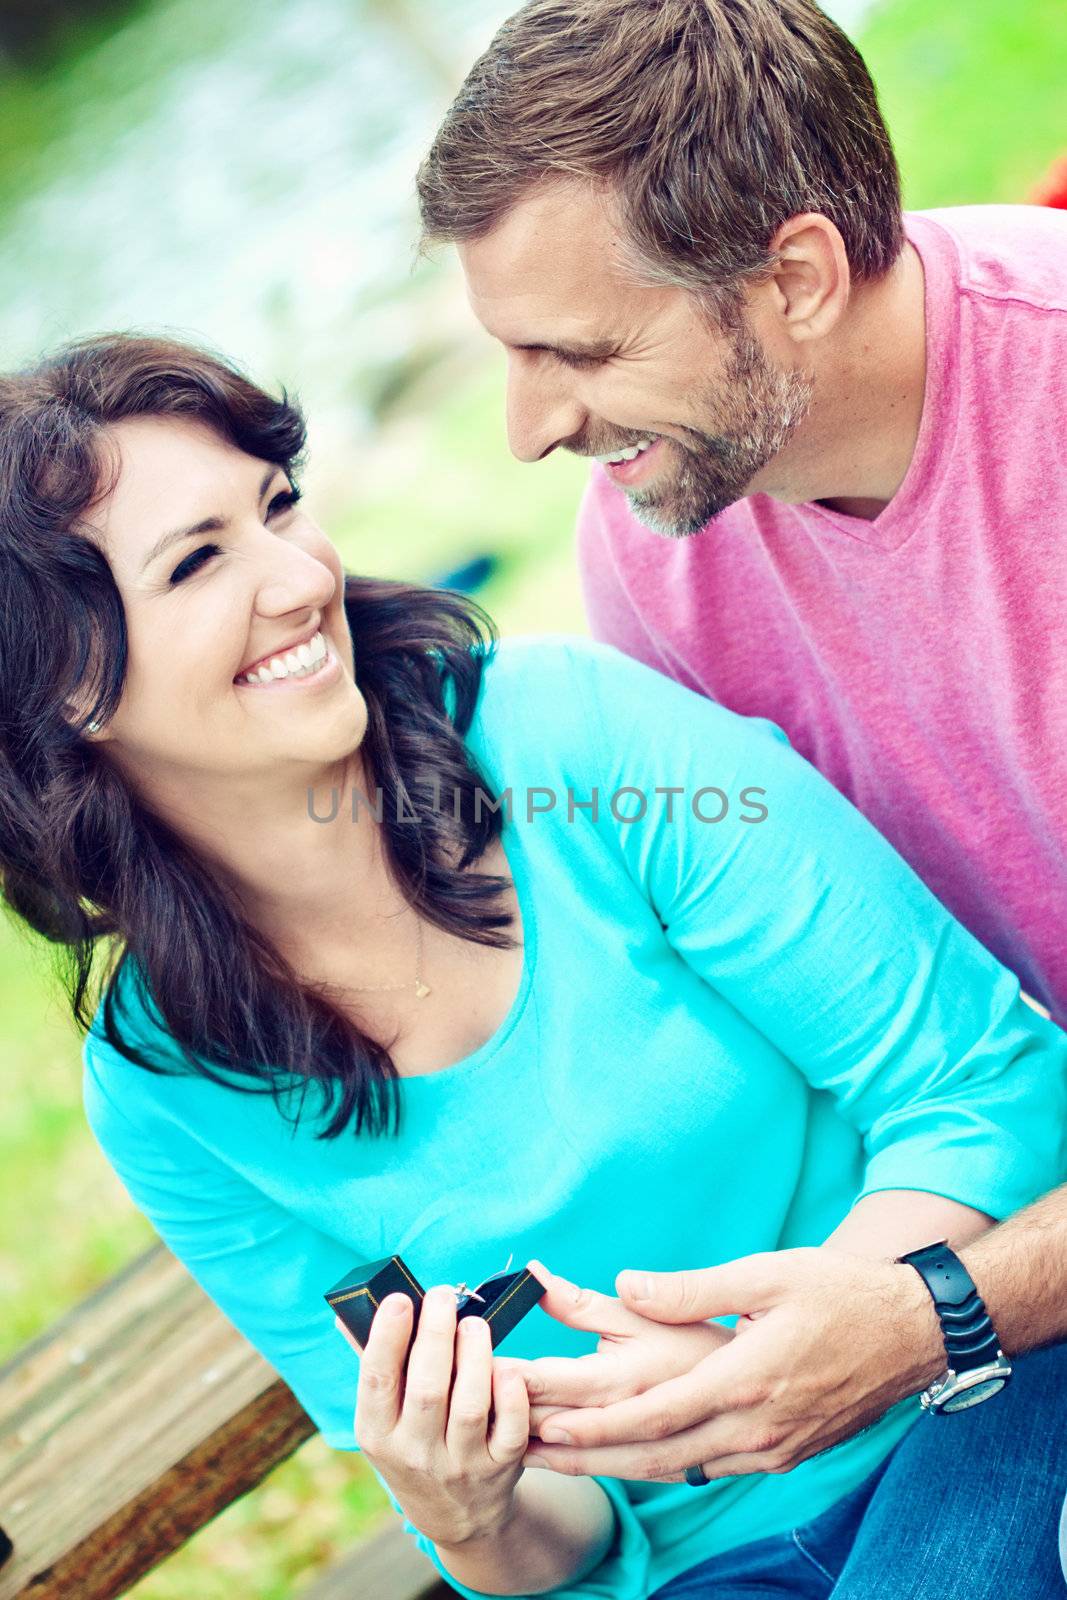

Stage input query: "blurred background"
[{"left": 0, "top": 0, "right": 1064, "bottom": 1593}]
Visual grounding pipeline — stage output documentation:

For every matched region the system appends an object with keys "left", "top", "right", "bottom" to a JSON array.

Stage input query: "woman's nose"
[{"left": 253, "top": 537, "right": 337, "bottom": 617}]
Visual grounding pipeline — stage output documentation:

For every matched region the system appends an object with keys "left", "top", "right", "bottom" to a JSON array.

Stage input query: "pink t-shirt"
[{"left": 578, "top": 206, "right": 1067, "bottom": 1024}]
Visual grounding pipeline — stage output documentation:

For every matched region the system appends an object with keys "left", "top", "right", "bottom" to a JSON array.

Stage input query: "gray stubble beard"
[{"left": 626, "top": 327, "right": 815, "bottom": 538}]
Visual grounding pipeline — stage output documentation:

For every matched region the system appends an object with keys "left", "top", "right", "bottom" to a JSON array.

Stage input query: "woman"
[{"left": 3, "top": 333, "right": 1065, "bottom": 1600}]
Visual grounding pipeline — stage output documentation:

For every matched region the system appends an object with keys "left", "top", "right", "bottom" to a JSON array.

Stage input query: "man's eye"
[
  {"left": 170, "top": 544, "right": 220, "bottom": 584},
  {"left": 557, "top": 352, "right": 602, "bottom": 371},
  {"left": 267, "top": 485, "right": 302, "bottom": 517}
]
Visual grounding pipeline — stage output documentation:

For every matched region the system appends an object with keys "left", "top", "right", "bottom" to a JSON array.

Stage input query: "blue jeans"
[{"left": 651, "top": 1339, "right": 1067, "bottom": 1599}]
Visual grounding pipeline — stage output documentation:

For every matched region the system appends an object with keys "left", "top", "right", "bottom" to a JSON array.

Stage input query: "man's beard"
[{"left": 626, "top": 328, "right": 814, "bottom": 538}]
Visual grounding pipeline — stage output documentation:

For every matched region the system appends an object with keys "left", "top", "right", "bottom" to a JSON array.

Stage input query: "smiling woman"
[
  {"left": 5, "top": 332, "right": 1067, "bottom": 1600},
  {"left": 0, "top": 333, "right": 518, "bottom": 1140}
]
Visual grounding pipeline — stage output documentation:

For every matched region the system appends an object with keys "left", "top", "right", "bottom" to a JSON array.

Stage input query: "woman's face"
[{"left": 85, "top": 415, "right": 367, "bottom": 794}]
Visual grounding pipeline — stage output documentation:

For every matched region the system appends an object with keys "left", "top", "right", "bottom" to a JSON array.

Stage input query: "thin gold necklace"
[{"left": 349, "top": 916, "right": 431, "bottom": 1000}]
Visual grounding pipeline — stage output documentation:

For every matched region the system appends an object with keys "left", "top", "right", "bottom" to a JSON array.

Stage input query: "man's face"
[{"left": 459, "top": 182, "right": 814, "bottom": 537}]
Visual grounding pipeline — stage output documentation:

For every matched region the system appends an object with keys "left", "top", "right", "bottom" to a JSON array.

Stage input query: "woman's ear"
[{"left": 61, "top": 693, "right": 107, "bottom": 739}]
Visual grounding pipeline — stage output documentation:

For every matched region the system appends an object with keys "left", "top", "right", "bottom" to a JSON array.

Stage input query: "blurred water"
[
  {"left": 827, "top": 0, "right": 877, "bottom": 26},
  {"left": 0, "top": 0, "right": 875, "bottom": 459},
  {"left": 0, "top": 0, "right": 511, "bottom": 455}
]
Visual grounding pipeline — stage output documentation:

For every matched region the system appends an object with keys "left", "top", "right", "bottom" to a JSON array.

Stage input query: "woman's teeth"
[
  {"left": 238, "top": 629, "right": 329, "bottom": 686},
  {"left": 594, "top": 438, "right": 654, "bottom": 465}
]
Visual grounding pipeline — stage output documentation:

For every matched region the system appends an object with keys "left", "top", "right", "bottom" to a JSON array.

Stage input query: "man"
[{"left": 414, "top": 0, "right": 1067, "bottom": 1585}]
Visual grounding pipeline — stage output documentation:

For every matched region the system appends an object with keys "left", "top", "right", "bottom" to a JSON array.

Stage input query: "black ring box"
[{"left": 325, "top": 1254, "right": 544, "bottom": 1351}]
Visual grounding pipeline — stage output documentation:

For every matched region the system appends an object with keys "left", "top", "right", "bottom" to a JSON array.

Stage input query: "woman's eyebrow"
[
  {"left": 139, "top": 467, "right": 279, "bottom": 573},
  {"left": 140, "top": 514, "right": 226, "bottom": 573}
]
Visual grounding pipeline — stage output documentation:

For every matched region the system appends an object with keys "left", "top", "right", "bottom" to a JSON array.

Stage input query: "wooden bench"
[{"left": 0, "top": 1241, "right": 451, "bottom": 1599}]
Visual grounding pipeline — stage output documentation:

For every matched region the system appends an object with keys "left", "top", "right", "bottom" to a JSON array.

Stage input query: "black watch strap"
[{"left": 897, "top": 1241, "right": 1002, "bottom": 1372}]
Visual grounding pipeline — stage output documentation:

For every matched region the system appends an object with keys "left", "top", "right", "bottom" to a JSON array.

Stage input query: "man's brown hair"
[{"left": 417, "top": 0, "right": 904, "bottom": 313}]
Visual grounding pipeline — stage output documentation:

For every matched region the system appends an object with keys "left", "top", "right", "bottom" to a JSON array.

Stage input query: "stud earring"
[{"left": 86, "top": 719, "right": 101, "bottom": 734}]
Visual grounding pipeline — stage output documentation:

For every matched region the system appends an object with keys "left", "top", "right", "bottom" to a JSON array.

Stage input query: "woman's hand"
[
  {"left": 510, "top": 1262, "right": 734, "bottom": 1446},
  {"left": 335, "top": 1284, "right": 530, "bottom": 1548}
]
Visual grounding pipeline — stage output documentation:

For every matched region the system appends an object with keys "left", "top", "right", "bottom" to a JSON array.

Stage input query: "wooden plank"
[
  {"left": 0, "top": 1242, "right": 317, "bottom": 1599},
  {"left": 299, "top": 1524, "right": 452, "bottom": 1600}
]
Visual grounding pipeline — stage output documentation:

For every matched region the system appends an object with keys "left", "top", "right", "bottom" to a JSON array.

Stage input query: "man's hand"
[
  {"left": 512, "top": 1261, "right": 732, "bottom": 1465},
  {"left": 522, "top": 1249, "right": 947, "bottom": 1482}
]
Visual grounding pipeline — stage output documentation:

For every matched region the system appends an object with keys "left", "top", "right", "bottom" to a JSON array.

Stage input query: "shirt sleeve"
[
  {"left": 372, "top": 1472, "right": 649, "bottom": 1600},
  {"left": 82, "top": 1036, "right": 366, "bottom": 1452},
  {"left": 81, "top": 1036, "right": 656, "bottom": 1600},
  {"left": 566, "top": 636, "right": 1067, "bottom": 1219}
]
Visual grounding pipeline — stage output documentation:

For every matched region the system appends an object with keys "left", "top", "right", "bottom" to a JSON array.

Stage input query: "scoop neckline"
[
  {"left": 89, "top": 767, "right": 539, "bottom": 1097},
  {"left": 395, "top": 816, "right": 539, "bottom": 1089}
]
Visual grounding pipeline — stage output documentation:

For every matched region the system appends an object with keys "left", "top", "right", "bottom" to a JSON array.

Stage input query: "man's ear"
[{"left": 764, "top": 213, "right": 851, "bottom": 344}]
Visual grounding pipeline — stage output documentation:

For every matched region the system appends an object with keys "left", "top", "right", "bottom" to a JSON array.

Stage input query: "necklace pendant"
[{"left": 414, "top": 980, "right": 431, "bottom": 999}]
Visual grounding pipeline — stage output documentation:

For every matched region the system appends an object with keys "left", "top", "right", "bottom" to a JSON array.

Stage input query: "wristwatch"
[{"left": 897, "top": 1241, "right": 1012, "bottom": 1413}]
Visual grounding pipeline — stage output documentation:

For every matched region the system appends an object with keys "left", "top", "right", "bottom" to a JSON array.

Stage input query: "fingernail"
[
  {"left": 621, "top": 1272, "right": 651, "bottom": 1301},
  {"left": 383, "top": 1294, "right": 409, "bottom": 1317},
  {"left": 539, "top": 1427, "right": 573, "bottom": 1445},
  {"left": 460, "top": 1316, "right": 486, "bottom": 1336}
]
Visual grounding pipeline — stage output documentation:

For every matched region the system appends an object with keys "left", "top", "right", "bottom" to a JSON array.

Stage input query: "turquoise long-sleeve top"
[{"left": 82, "top": 635, "right": 1067, "bottom": 1600}]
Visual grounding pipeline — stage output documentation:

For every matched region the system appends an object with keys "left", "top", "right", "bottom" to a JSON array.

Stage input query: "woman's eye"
[
  {"left": 167, "top": 486, "right": 300, "bottom": 584},
  {"left": 170, "top": 544, "right": 220, "bottom": 584},
  {"left": 267, "top": 485, "right": 302, "bottom": 518}
]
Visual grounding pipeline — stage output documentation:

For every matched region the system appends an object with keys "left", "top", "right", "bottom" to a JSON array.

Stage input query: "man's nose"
[{"left": 505, "top": 354, "right": 587, "bottom": 463}]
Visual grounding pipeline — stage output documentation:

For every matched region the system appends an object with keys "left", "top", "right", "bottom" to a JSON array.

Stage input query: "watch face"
[{"left": 939, "top": 1377, "right": 1008, "bottom": 1412}]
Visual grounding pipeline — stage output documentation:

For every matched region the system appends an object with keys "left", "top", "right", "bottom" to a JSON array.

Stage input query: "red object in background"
[{"left": 1028, "top": 153, "right": 1067, "bottom": 209}]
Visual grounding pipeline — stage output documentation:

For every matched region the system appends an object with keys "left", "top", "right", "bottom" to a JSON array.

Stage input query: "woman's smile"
[{"left": 234, "top": 628, "right": 344, "bottom": 691}]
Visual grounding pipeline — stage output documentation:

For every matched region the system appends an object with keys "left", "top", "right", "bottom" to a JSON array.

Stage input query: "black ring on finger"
[{"left": 685, "top": 1463, "right": 710, "bottom": 1486}]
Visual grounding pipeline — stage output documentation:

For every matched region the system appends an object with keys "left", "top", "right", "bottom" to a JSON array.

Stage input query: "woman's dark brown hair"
[{"left": 0, "top": 333, "right": 514, "bottom": 1139}]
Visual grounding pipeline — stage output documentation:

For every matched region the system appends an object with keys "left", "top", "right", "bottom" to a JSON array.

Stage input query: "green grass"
[
  {"left": 329, "top": 352, "right": 592, "bottom": 637},
  {"left": 861, "top": 0, "right": 1067, "bottom": 208},
  {"left": 3, "top": 0, "right": 1065, "bottom": 1593}
]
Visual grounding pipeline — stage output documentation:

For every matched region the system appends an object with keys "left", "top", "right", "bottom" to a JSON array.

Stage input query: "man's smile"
[{"left": 596, "top": 436, "right": 669, "bottom": 488}]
